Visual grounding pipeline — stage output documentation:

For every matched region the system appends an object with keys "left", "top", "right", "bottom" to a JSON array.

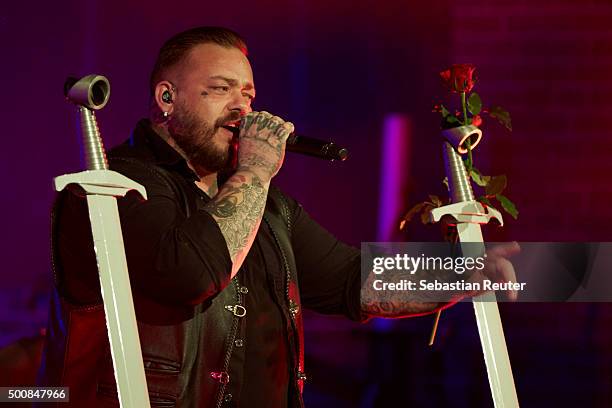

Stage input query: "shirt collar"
[{"left": 129, "top": 119, "right": 199, "bottom": 181}]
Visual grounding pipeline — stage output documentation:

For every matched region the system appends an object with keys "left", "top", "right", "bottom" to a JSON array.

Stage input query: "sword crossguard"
[
  {"left": 54, "top": 170, "right": 147, "bottom": 199},
  {"left": 430, "top": 200, "right": 503, "bottom": 227}
]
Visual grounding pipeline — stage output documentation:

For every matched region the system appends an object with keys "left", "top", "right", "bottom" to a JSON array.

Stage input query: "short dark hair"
[{"left": 149, "top": 26, "right": 248, "bottom": 95}]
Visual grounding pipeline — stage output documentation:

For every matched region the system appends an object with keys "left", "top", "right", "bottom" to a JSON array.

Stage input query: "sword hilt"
[
  {"left": 437, "top": 125, "right": 504, "bottom": 227},
  {"left": 441, "top": 125, "right": 482, "bottom": 204},
  {"left": 443, "top": 141, "right": 474, "bottom": 203},
  {"left": 430, "top": 200, "right": 504, "bottom": 227}
]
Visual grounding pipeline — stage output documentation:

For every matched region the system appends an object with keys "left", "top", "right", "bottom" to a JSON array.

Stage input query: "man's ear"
[{"left": 153, "top": 81, "right": 176, "bottom": 114}]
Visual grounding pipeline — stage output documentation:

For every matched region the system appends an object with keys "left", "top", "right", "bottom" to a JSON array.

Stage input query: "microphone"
[
  {"left": 286, "top": 133, "right": 349, "bottom": 161},
  {"left": 225, "top": 125, "right": 349, "bottom": 162}
]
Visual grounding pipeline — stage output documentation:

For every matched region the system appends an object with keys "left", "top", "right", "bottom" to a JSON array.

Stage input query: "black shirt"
[{"left": 54, "top": 119, "right": 362, "bottom": 406}]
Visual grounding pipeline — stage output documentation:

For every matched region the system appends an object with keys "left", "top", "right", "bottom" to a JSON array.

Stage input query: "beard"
[{"left": 167, "top": 104, "right": 238, "bottom": 173}]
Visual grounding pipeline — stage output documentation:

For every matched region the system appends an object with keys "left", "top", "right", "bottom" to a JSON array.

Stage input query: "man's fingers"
[
  {"left": 255, "top": 112, "right": 272, "bottom": 139},
  {"left": 240, "top": 111, "right": 292, "bottom": 142},
  {"left": 487, "top": 256, "right": 518, "bottom": 301},
  {"left": 487, "top": 241, "right": 521, "bottom": 259},
  {"left": 240, "top": 112, "right": 256, "bottom": 132},
  {"left": 277, "top": 121, "right": 294, "bottom": 142},
  {"left": 493, "top": 257, "right": 517, "bottom": 283}
]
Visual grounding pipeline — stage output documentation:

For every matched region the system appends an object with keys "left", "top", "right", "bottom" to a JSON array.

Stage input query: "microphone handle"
[{"left": 286, "top": 133, "right": 349, "bottom": 161}]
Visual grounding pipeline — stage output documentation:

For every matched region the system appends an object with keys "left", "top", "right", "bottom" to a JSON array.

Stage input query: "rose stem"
[
  {"left": 429, "top": 309, "right": 442, "bottom": 346},
  {"left": 461, "top": 91, "right": 473, "bottom": 170}
]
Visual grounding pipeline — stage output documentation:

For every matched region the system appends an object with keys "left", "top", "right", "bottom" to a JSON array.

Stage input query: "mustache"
[{"left": 214, "top": 111, "right": 243, "bottom": 128}]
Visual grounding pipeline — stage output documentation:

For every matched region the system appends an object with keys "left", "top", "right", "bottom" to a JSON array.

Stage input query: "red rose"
[
  {"left": 440, "top": 64, "right": 477, "bottom": 93},
  {"left": 472, "top": 115, "right": 482, "bottom": 127}
]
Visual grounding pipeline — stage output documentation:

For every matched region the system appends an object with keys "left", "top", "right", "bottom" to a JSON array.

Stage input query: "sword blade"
[
  {"left": 458, "top": 222, "right": 519, "bottom": 408},
  {"left": 86, "top": 194, "right": 150, "bottom": 407}
]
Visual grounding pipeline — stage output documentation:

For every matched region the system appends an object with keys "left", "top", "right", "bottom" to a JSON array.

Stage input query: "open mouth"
[{"left": 221, "top": 121, "right": 241, "bottom": 136}]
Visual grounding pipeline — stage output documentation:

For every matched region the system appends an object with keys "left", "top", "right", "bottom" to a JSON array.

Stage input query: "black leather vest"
[{"left": 37, "top": 161, "right": 305, "bottom": 408}]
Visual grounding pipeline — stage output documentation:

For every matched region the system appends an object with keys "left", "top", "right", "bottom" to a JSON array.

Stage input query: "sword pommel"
[
  {"left": 442, "top": 124, "right": 482, "bottom": 154},
  {"left": 64, "top": 74, "right": 110, "bottom": 110}
]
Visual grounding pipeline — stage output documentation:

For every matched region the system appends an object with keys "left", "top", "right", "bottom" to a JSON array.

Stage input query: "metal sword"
[
  {"left": 55, "top": 75, "right": 151, "bottom": 407},
  {"left": 430, "top": 125, "right": 519, "bottom": 407}
]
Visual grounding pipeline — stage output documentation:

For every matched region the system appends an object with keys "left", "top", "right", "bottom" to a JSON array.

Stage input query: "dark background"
[{"left": 2, "top": 0, "right": 612, "bottom": 406}]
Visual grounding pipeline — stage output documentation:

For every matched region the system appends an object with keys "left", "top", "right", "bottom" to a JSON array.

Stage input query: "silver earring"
[{"left": 163, "top": 111, "right": 169, "bottom": 118}]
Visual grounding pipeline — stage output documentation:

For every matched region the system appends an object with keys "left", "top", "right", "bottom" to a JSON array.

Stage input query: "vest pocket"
[
  {"left": 143, "top": 355, "right": 181, "bottom": 375},
  {"left": 97, "top": 382, "right": 177, "bottom": 407},
  {"left": 97, "top": 357, "right": 179, "bottom": 406}
]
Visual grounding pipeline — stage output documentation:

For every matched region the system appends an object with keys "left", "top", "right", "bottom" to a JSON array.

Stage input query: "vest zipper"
[{"left": 214, "top": 277, "right": 243, "bottom": 408}]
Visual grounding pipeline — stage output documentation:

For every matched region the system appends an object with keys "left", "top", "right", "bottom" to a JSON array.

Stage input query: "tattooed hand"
[
  {"left": 238, "top": 111, "right": 294, "bottom": 182},
  {"left": 203, "top": 111, "right": 294, "bottom": 279}
]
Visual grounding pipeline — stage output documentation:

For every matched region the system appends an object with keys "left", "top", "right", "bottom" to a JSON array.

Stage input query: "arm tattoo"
[
  {"left": 206, "top": 195, "right": 238, "bottom": 218},
  {"left": 204, "top": 173, "right": 267, "bottom": 261},
  {"left": 360, "top": 267, "right": 455, "bottom": 318},
  {"left": 360, "top": 288, "right": 442, "bottom": 318}
]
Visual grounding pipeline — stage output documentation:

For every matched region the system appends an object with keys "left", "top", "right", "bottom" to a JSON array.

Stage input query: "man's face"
[{"left": 167, "top": 43, "right": 255, "bottom": 172}]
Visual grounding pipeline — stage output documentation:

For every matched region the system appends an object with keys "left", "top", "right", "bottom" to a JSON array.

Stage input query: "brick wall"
[{"left": 450, "top": 0, "right": 612, "bottom": 241}]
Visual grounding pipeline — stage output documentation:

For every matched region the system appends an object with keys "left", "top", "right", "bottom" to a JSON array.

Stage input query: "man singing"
[{"left": 38, "top": 26, "right": 518, "bottom": 407}]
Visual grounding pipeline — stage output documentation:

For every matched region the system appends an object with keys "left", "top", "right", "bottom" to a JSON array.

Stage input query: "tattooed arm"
[
  {"left": 204, "top": 111, "right": 294, "bottom": 278},
  {"left": 361, "top": 294, "right": 440, "bottom": 318},
  {"left": 360, "top": 242, "right": 520, "bottom": 318},
  {"left": 204, "top": 170, "right": 268, "bottom": 278},
  {"left": 360, "top": 267, "right": 447, "bottom": 318},
  {"left": 360, "top": 288, "right": 448, "bottom": 318}
]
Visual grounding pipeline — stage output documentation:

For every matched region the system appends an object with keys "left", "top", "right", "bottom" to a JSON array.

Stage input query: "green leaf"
[
  {"left": 440, "top": 104, "right": 450, "bottom": 118},
  {"left": 462, "top": 157, "right": 473, "bottom": 173},
  {"left": 444, "top": 115, "right": 460, "bottom": 126},
  {"left": 485, "top": 175, "right": 508, "bottom": 196},
  {"left": 399, "top": 202, "right": 429, "bottom": 230},
  {"left": 467, "top": 92, "right": 482, "bottom": 115},
  {"left": 478, "top": 195, "right": 492, "bottom": 206},
  {"left": 470, "top": 167, "right": 490, "bottom": 187},
  {"left": 496, "top": 194, "right": 518, "bottom": 219},
  {"left": 489, "top": 105, "right": 512, "bottom": 131}
]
